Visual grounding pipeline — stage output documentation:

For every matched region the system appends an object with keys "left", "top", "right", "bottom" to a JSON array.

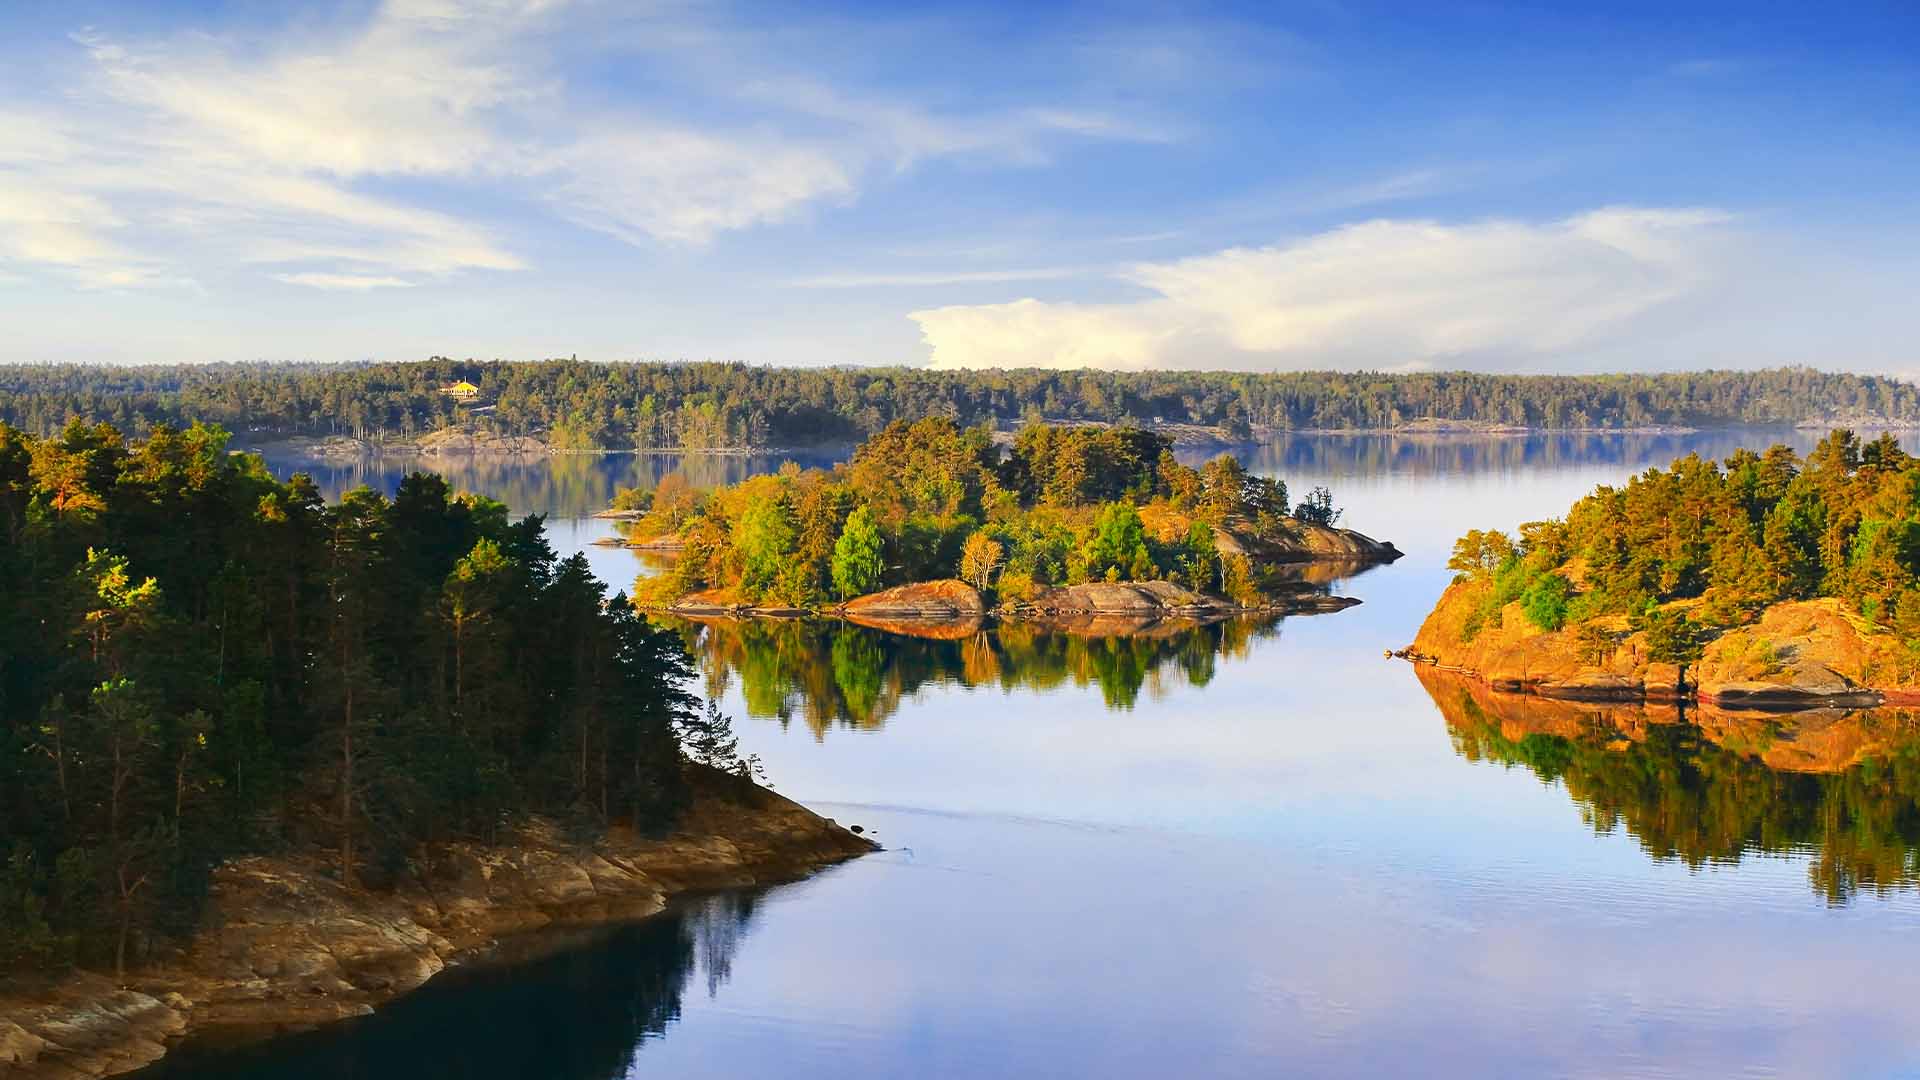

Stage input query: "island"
[
  {"left": 0, "top": 420, "right": 872, "bottom": 1078},
  {"left": 599, "top": 419, "right": 1400, "bottom": 626},
  {"left": 1403, "top": 430, "right": 1920, "bottom": 710}
]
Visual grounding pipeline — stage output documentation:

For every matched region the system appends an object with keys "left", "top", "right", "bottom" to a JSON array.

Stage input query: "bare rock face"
[
  {"left": 0, "top": 988, "right": 186, "bottom": 1078},
  {"left": 1025, "top": 581, "right": 1221, "bottom": 615},
  {"left": 841, "top": 580, "right": 985, "bottom": 621},
  {"left": 1410, "top": 585, "right": 1916, "bottom": 710},
  {"left": 1693, "top": 600, "right": 1896, "bottom": 708},
  {"left": 1215, "top": 522, "right": 1400, "bottom": 564},
  {"left": 0, "top": 779, "right": 875, "bottom": 1080}
]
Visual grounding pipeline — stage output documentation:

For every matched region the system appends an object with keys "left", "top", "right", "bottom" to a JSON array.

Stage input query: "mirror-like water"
[{"left": 148, "top": 429, "right": 1920, "bottom": 1079}]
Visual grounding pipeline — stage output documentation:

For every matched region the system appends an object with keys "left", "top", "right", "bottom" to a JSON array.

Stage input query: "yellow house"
[{"left": 440, "top": 380, "right": 481, "bottom": 400}]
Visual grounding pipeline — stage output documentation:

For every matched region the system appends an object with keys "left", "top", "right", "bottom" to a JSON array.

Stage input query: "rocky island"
[
  {"left": 604, "top": 419, "right": 1398, "bottom": 629},
  {"left": 1403, "top": 430, "right": 1920, "bottom": 710}
]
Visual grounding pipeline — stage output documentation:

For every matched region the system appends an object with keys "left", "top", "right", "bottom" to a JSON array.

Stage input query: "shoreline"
[
  {"left": 0, "top": 779, "right": 875, "bottom": 1080},
  {"left": 241, "top": 419, "right": 1920, "bottom": 463},
  {"left": 644, "top": 575, "right": 1383, "bottom": 630},
  {"left": 1400, "top": 589, "right": 1920, "bottom": 714}
]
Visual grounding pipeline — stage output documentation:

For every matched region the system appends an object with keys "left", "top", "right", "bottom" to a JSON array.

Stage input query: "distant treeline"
[{"left": 3, "top": 362, "right": 1917, "bottom": 450}]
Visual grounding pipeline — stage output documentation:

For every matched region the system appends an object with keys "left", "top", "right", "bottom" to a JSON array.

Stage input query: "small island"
[
  {"left": 1404, "top": 430, "right": 1920, "bottom": 710},
  {"left": 601, "top": 419, "right": 1400, "bottom": 628}
]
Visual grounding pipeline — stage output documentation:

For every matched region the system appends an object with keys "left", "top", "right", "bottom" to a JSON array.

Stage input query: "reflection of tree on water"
[
  {"left": 662, "top": 617, "right": 1281, "bottom": 737},
  {"left": 1419, "top": 669, "right": 1920, "bottom": 904},
  {"left": 246, "top": 447, "right": 843, "bottom": 517},
  {"left": 136, "top": 891, "right": 764, "bottom": 1080},
  {"left": 1206, "top": 430, "right": 1832, "bottom": 484},
  {"left": 687, "top": 891, "right": 758, "bottom": 999}
]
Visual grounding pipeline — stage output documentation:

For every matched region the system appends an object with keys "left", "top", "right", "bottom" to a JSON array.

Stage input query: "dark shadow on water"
[
  {"left": 132, "top": 892, "right": 762, "bottom": 1080},
  {"left": 1417, "top": 667, "right": 1920, "bottom": 904}
]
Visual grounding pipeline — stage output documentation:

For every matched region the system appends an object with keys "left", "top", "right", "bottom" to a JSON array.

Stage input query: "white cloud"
[
  {"left": 0, "top": 1, "right": 1159, "bottom": 290},
  {"left": 912, "top": 208, "right": 1739, "bottom": 371},
  {"left": 551, "top": 130, "right": 855, "bottom": 246},
  {"left": 274, "top": 272, "right": 416, "bottom": 291},
  {"left": 787, "top": 266, "right": 1097, "bottom": 289}
]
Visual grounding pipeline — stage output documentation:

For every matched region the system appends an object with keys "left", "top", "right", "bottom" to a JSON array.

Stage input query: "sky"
[{"left": 0, "top": 0, "right": 1916, "bottom": 373}]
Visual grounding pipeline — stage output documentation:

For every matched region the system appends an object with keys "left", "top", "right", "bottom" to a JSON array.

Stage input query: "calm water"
[{"left": 152, "top": 431, "right": 1920, "bottom": 1079}]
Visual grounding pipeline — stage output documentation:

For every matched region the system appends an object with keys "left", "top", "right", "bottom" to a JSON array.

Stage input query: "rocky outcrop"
[
  {"left": 840, "top": 580, "right": 985, "bottom": 623},
  {"left": 1215, "top": 522, "right": 1400, "bottom": 564},
  {"left": 0, "top": 778, "right": 873, "bottom": 1080},
  {"left": 1023, "top": 581, "right": 1222, "bottom": 615},
  {"left": 1408, "top": 583, "right": 1916, "bottom": 711}
]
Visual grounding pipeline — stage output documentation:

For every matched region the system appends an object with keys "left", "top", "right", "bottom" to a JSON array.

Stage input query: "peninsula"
[
  {"left": 1404, "top": 430, "right": 1920, "bottom": 710},
  {"left": 603, "top": 419, "right": 1399, "bottom": 625},
  {"left": 0, "top": 420, "right": 872, "bottom": 1078}
]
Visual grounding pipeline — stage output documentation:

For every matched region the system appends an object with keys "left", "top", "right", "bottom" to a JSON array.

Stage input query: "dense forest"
[
  {"left": 4, "top": 362, "right": 1918, "bottom": 451},
  {"left": 1445, "top": 429, "right": 1920, "bottom": 657},
  {"left": 624, "top": 419, "right": 1335, "bottom": 609},
  {"left": 0, "top": 420, "right": 718, "bottom": 975}
]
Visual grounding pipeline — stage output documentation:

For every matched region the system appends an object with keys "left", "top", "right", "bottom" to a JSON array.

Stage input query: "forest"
[
  {"left": 623, "top": 419, "right": 1333, "bottom": 609},
  {"left": 4, "top": 361, "right": 1918, "bottom": 451},
  {"left": 0, "top": 420, "right": 719, "bottom": 975},
  {"left": 1444, "top": 429, "right": 1920, "bottom": 657}
]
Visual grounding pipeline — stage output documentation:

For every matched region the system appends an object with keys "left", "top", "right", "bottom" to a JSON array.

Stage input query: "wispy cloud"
[
  {"left": 911, "top": 208, "right": 1738, "bottom": 371},
  {"left": 0, "top": 0, "right": 1161, "bottom": 287},
  {"left": 787, "top": 266, "right": 1099, "bottom": 289},
  {"left": 274, "top": 272, "right": 417, "bottom": 291}
]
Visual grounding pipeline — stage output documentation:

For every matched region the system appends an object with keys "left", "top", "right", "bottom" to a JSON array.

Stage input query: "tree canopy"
[
  {"left": 0, "top": 420, "right": 703, "bottom": 973},
  {"left": 628, "top": 419, "right": 1329, "bottom": 607},
  {"left": 1447, "top": 430, "right": 1920, "bottom": 646}
]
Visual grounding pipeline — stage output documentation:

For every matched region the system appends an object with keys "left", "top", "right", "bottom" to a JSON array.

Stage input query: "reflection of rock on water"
[
  {"left": 655, "top": 615, "right": 1286, "bottom": 737},
  {"left": 1415, "top": 666, "right": 1920, "bottom": 904}
]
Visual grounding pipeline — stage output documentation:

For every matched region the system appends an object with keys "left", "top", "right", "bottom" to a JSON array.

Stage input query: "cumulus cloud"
[{"left": 912, "top": 208, "right": 1740, "bottom": 371}]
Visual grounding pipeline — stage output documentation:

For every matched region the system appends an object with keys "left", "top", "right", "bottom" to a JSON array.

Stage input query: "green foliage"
[
  {"left": 1085, "top": 503, "right": 1152, "bottom": 581},
  {"left": 635, "top": 423, "right": 1329, "bottom": 606},
  {"left": 734, "top": 500, "right": 798, "bottom": 601},
  {"left": 1447, "top": 529, "right": 1517, "bottom": 582},
  {"left": 1521, "top": 574, "right": 1574, "bottom": 631},
  {"left": 0, "top": 422, "right": 701, "bottom": 974},
  {"left": 1634, "top": 606, "right": 1706, "bottom": 665},
  {"left": 1293, "top": 486, "right": 1341, "bottom": 526}
]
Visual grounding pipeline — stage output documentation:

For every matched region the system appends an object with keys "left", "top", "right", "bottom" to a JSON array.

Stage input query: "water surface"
[{"left": 157, "top": 429, "right": 1920, "bottom": 1079}]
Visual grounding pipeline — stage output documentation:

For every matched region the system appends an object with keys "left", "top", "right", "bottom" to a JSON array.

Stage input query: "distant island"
[
  {"left": 1403, "top": 429, "right": 1920, "bottom": 710},
  {"left": 603, "top": 419, "right": 1399, "bottom": 627},
  {"left": 5, "top": 361, "right": 1920, "bottom": 454}
]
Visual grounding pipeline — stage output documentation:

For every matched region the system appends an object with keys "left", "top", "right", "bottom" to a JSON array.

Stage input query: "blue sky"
[{"left": 0, "top": 0, "right": 1915, "bottom": 372}]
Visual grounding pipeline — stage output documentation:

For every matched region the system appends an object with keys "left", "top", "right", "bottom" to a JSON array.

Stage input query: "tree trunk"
[{"left": 341, "top": 685, "right": 356, "bottom": 891}]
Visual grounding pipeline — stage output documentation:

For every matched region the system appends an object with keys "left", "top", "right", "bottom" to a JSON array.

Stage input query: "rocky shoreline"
[
  {"left": 652, "top": 577, "right": 1365, "bottom": 633},
  {"left": 0, "top": 779, "right": 874, "bottom": 1079},
  {"left": 1401, "top": 583, "right": 1920, "bottom": 711}
]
